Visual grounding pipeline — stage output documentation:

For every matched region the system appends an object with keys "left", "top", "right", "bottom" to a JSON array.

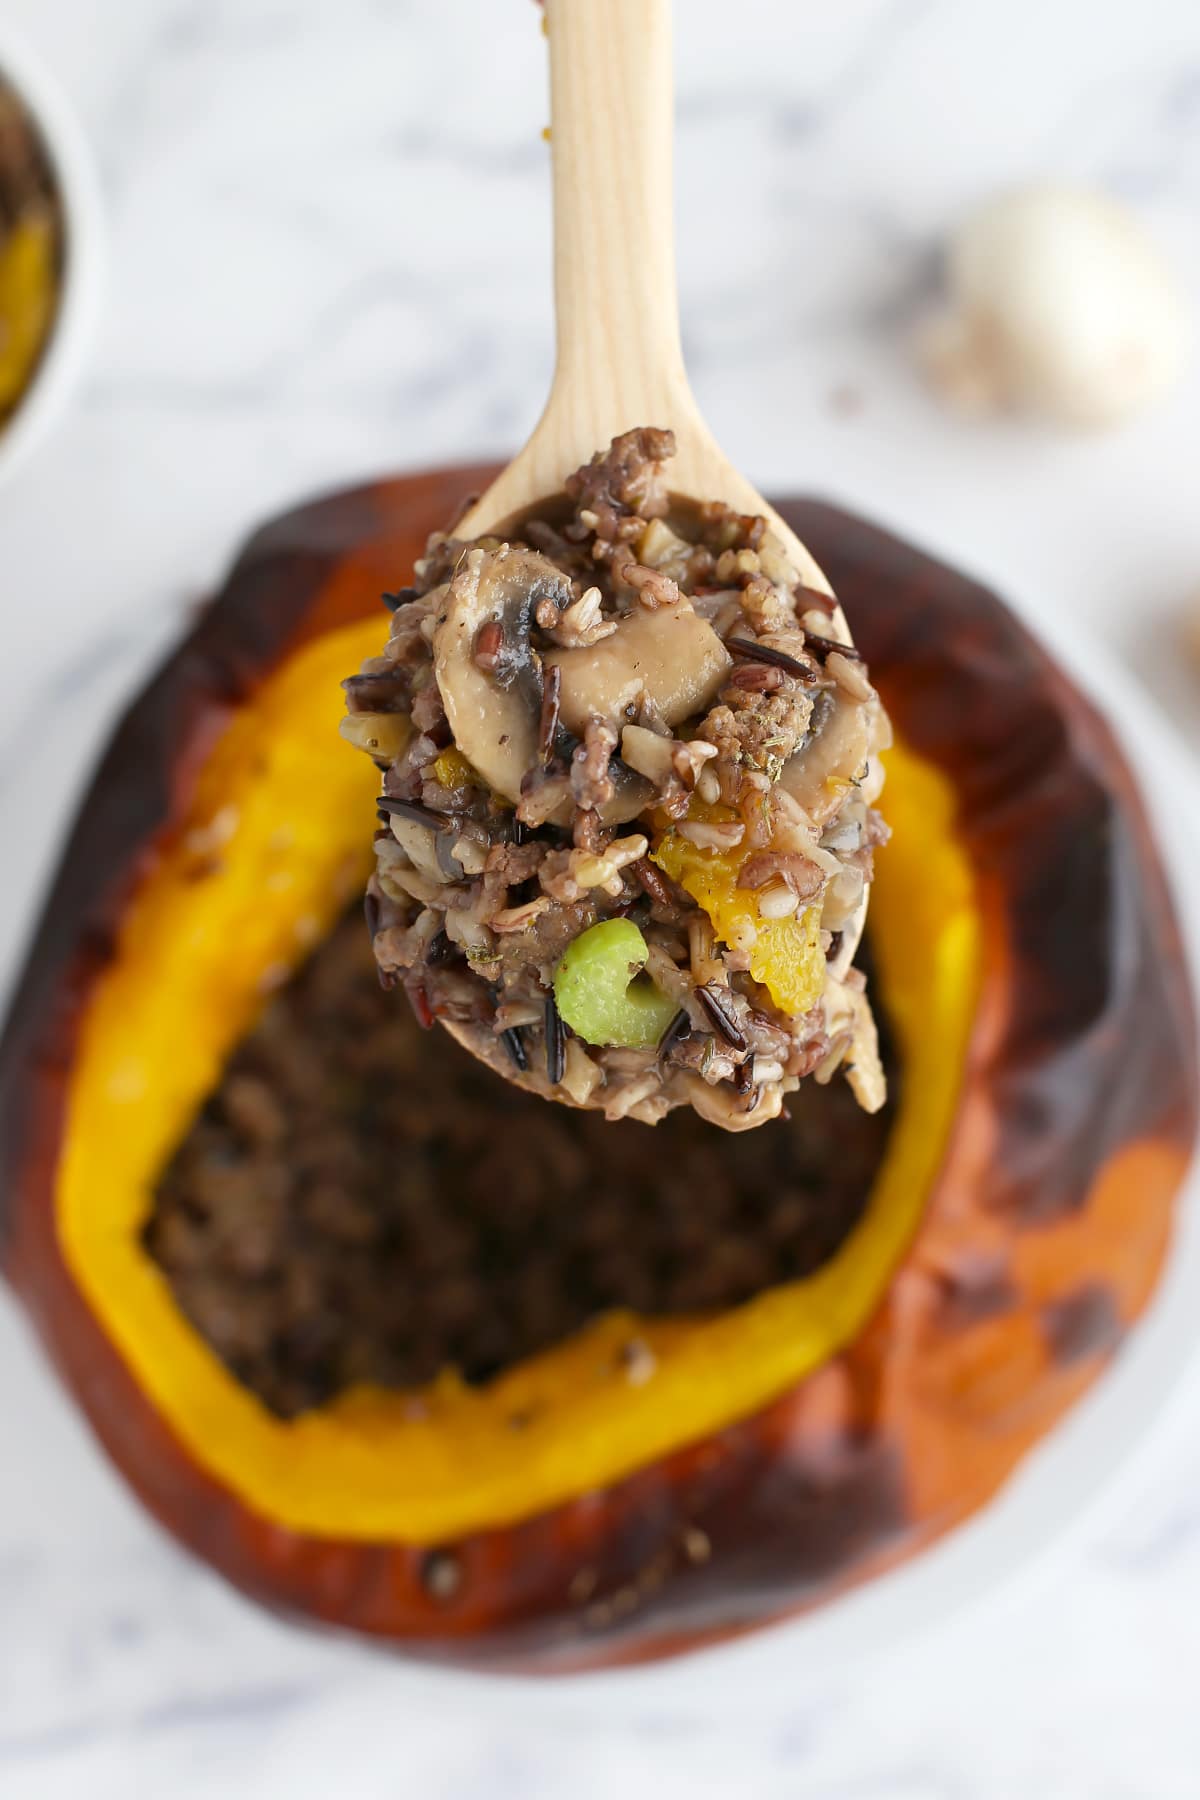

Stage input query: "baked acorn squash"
[{"left": 0, "top": 467, "right": 1194, "bottom": 1671}]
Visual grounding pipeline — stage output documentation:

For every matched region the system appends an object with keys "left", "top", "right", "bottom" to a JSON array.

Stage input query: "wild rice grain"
[
  {"left": 794, "top": 583, "right": 837, "bottom": 617},
  {"left": 656, "top": 1008, "right": 693, "bottom": 1061},
  {"left": 473, "top": 618, "right": 504, "bottom": 672},
  {"left": 363, "top": 891, "right": 380, "bottom": 942},
  {"left": 377, "top": 796, "right": 450, "bottom": 830},
  {"left": 545, "top": 992, "right": 566, "bottom": 1085},
  {"left": 695, "top": 983, "right": 749, "bottom": 1052},
  {"left": 501, "top": 1026, "right": 529, "bottom": 1072},
  {"left": 342, "top": 669, "right": 409, "bottom": 711},
  {"left": 631, "top": 856, "right": 677, "bottom": 909},
  {"left": 539, "top": 662, "right": 562, "bottom": 765},
  {"left": 803, "top": 629, "right": 862, "bottom": 664},
  {"left": 728, "top": 662, "right": 786, "bottom": 694},
  {"left": 435, "top": 831, "right": 466, "bottom": 881},
  {"left": 724, "top": 637, "right": 817, "bottom": 682}
]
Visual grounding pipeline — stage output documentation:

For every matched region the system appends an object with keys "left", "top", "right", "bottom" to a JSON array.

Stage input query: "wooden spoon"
[
  {"left": 458, "top": 0, "right": 832, "bottom": 602},
  {"left": 443, "top": 0, "right": 869, "bottom": 1090}
]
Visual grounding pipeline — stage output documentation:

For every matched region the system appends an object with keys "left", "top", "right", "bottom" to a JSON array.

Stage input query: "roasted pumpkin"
[{"left": 0, "top": 467, "right": 1194, "bottom": 1671}]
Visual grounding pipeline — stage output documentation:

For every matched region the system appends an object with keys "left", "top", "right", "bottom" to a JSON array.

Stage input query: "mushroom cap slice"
[
  {"left": 432, "top": 544, "right": 719, "bottom": 828},
  {"left": 432, "top": 544, "right": 572, "bottom": 808},
  {"left": 779, "top": 691, "right": 874, "bottom": 829},
  {"left": 547, "top": 602, "right": 732, "bottom": 738}
]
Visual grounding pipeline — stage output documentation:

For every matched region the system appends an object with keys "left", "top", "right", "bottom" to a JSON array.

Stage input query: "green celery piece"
[{"left": 553, "top": 918, "right": 679, "bottom": 1051}]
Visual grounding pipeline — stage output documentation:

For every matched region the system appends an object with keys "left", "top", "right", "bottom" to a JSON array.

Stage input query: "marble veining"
[{"left": 1, "top": 1, "right": 1199, "bottom": 1795}]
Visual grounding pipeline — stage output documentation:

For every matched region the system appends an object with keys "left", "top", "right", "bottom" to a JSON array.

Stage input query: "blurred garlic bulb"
[{"left": 921, "top": 185, "right": 1190, "bottom": 429}]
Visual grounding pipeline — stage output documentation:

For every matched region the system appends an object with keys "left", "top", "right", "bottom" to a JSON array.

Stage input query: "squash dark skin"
[{"left": 0, "top": 468, "right": 1194, "bottom": 1672}]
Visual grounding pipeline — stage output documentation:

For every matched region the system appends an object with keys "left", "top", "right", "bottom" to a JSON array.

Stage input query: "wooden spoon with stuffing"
[{"left": 403, "top": 0, "right": 880, "bottom": 1123}]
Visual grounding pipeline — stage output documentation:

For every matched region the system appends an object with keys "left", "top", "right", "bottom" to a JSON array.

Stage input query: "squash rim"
[{"left": 53, "top": 615, "right": 979, "bottom": 1540}]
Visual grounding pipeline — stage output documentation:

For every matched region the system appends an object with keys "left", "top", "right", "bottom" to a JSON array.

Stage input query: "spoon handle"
[{"left": 539, "top": 0, "right": 694, "bottom": 463}]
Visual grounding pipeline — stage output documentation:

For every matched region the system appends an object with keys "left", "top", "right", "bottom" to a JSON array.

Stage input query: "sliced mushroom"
[
  {"left": 546, "top": 601, "right": 731, "bottom": 738},
  {"left": 779, "top": 692, "right": 875, "bottom": 828},
  {"left": 774, "top": 690, "right": 891, "bottom": 979},
  {"left": 677, "top": 1070, "right": 785, "bottom": 1131},
  {"left": 388, "top": 816, "right": 445, "bottom": 883},
  {"left": 434, "top": 543, "right": 706, "bottom": 828},
  {"left": 432, "top": 544, "right": 572, "bottom": 808},
  {"left": 818, "top": 973, "right": 887, "bottom": 1113}
]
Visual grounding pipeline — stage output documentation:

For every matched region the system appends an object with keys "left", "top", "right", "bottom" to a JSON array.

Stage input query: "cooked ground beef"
[
  {"left": 146, "top": 911, "right": 897, "bottom": 1419},
  {"left": 344, "top": 428, "right": 891, "bottom": 1131}
]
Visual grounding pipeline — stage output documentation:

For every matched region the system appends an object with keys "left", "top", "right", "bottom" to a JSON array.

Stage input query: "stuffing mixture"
[
  {"left": 344, "top": 428, "right": 891, "bottom": 1130},
  {"left": 146, "top": 911, "right": 896, "bottom": 1416}
]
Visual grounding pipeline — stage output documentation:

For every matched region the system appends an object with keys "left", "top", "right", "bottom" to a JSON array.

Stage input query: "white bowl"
[{"left": 0, "top": 22, "right": 103, "bottom": 484}]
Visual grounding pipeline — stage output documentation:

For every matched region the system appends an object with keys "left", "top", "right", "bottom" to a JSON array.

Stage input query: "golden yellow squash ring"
[{"left": 58, "top": 618, "right": 978, "bottom": 1543}]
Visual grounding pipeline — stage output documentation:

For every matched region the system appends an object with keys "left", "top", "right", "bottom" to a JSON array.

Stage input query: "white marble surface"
[{"left": 1, "top": 1, "right": 1199, "bottom": 1795}]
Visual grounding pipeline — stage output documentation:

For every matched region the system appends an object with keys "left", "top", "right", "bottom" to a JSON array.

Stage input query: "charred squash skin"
[{"left": 0, "top": 470, "right": 1195, "bottom": 1671}]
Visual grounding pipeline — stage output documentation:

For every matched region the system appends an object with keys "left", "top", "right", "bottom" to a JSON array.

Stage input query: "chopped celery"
[{"left": 553, "top": 919, "right": 678, "bottom": 1050}]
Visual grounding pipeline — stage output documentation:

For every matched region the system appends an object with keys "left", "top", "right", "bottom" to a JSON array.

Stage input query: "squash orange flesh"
[
  {"left": 650, "top": 826, "right": 826, "bottom": 1016},
  {"left": 56, "top": 618, "right": 979, "bottom": 1544}
]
